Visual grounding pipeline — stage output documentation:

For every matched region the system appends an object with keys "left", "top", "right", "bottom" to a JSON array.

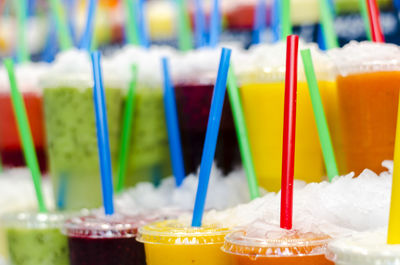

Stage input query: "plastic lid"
[
  {"left": 64, "top": 213, "right": 159, "bottom": 239},
  {"left": 137, "top": 220, "right": 230, "bottom": 245},
  {"left": 327, "top": 229, "right": 400, "bottom": 265},
  {"left": 1, "top": 212, "right": 68, "bottom": 229},
  {"left": 223, "top": 229, "right": 331, "bottom": 257}
]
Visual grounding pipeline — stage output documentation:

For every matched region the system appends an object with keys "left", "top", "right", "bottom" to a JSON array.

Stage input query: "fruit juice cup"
[
  {"left": 64, "top": 213, "right": 160, "bottom": 265},
  {"left": 326, "top": 229, "right": 400, "bottom": 265},
  {"left": 137, "top": 219, "right": 231, "bottom": 265},
  {"left": 237, "top": 42, "right": 338, "bottom": 191},
  {"left": 110, "top": 46, "right": 173, "bottom": 186},
  {"left": 0, "top": 63, "right": 48, "bottom": 171},
  {"left": 328, "top": 42, "right": 400, "bottom": 176},
  {"left": 172, "top": 49, "right": 241, "bottom": 175},
  {"left": 1, "top": 212, "right": 69, "bottom": 265},
  {"left": 223, "top": 229, "right": 333, "bottom": 265},
  {"left": 42, "top": 50, "right": 124, "bottom": 210}
]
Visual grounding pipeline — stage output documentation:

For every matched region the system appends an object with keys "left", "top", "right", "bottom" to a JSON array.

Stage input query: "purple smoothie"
[
  {"left": 174, "top": 82, "right": 240, "bottom": 175},
  {"left": 64, "top": 214, "right": 160, "bottom": 265}
]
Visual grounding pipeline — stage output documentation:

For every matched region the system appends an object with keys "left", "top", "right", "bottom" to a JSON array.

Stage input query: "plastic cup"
[
  {"left": 64, "top": 213, "right": 159, "bottom": 265},
  {"left": 1, "top": 212, "right": 69, "bottom": 265},
  {"left": 137, "top": 219, "right": 231, "bottom": 265},
  {"left": 327, "top": 229, "right": 400, "bottom": 265},
  {"left": 237, "top": 42, "right": 338, "bottom": 191},
  {"left": 41, "top": 50, "right": 124, "bottom": 210},
  {"left": 223, "top": 229, "right": 333, "bottom": 265},
  {"left": 0, "top": 63, "right": 48, "bottom": 171},
  {"left": 328, "top": 42, "right": 400, "bottom": 176}
]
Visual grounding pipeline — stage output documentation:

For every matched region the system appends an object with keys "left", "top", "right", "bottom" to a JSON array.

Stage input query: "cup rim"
[{"left": 1, "top": 212, "right": 67, "bottom": 229}]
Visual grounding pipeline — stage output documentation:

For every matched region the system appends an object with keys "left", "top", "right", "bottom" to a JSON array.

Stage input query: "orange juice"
[
  {"left": 240, "top": 81, "right": 337, "bottom": 191},
  {"left": 223, "top": 230, "right": 333, "bottom": 265},
  {"left": 137, "top": 220, "right": 230, "bottom": 265}
]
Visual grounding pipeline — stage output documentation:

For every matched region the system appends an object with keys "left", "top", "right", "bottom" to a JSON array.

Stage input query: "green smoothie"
[
  {"left": 2, "top": 212, "right": 68, "bottom": 265},
  {"left": 44, "top": 86, "right": 123, "bottom": 210},
  {"left": 125, "top": 86, "right": 171, "bottom": 186}
]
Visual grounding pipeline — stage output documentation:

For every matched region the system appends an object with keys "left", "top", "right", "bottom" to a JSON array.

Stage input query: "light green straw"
[
  {"left": 4, "top": 59, "right": 47, "bottom": 212},
  {"left": 15, "top": 0, "right": 30, "bottom": 62},
  {"left": 123, "top": 0, "right": 140, "bottom": 45},
  {"left": 300, "top": 49, "right": 338, "bottom": 181},
  {"left": 176, "top": 0, "right": 193, "bottom": 51},
  {"left": 48, "top": 0, "right": 73, "bottom": 51},
  {"left": 318, "top": 0, "right": 339, "bottom": 49},
  {"left": 116, "top": 65, "right": 138, "bottom": 193},
  {"left": 358, "top": 0, "right": 372, "bottom": 41},
  {"left": 227, "top": 67, "right": 260, "bottom": 199},
  {"left": 281, "top": 0, "right": 292, "bottom": 39}
]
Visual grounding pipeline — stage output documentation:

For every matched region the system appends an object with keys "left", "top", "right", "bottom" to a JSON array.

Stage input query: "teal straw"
[
  {"left": 15, "top": 0, "right": 30, "bottom": 62},
  {"left": 301, "top": 49, "right": 338, "bottom": 181}
]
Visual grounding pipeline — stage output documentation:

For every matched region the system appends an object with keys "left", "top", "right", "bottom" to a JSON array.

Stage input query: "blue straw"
[
  {"left": 252, "top": 0, "right": 267, "bottom": 44},
  {"left": 79, "top": 0, "right": 98, "bottom": 51},
  {"left": 91, "top": 51, "right": 115, "bottom": 216},
  {"left": 138, "top": 0, "right": 150, "bottom": 47},
  {"left": 271, "top": 0, "right": 281, "bottom": 42},
  {"left": 191, "top": 48, "right": 232, "bottom": 227},
  {"left": 162, "top": 57, "right": 185, "bottom": 187},
  {"left": 194, "top": 0, "right": 206, "bottom": 48},
  {"left": 209, "top": 0, "right": 221, "bottom": 47},
  {"left": 40, "top": 16, "right": 58, "bottom": 62}
]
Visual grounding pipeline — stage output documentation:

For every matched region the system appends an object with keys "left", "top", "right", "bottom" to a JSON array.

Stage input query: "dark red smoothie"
[
  {"left": 174, "top": 82, "right": 240, "bottom": 175},
  {"left": 65, "top": 214, "right": 159, "bottom": 265}
]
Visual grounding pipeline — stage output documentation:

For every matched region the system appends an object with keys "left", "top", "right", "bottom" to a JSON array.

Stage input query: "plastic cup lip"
[
  {"left": 1, "top": 211, "right": 68, "bottom": 229},
  {"left": 63, "top": 212, "right": 160, "bottom": 239},
  {"left": 326, "top": 230, "right": 400, "bottom": 264},
  {"left": 137, "top": 219, "right": 231, "bottom": 245},
  {"left": 222, "top": 229, "right": 332, "bottom": 258}
]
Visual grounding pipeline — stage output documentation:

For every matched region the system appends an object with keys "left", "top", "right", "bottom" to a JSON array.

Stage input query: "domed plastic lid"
[
  {"left": 1, "top": 212, "right": 68, "bottom": 229},
  {"left": 223, "top": 229, "right": 331, "bottom": 257},
  {"left": 327, "top": 229, "right": 400, "bottom": 265},
  {"left": 64, "top": 213, "right": 160, "bottom": 239},
  {"left": 137, "top": 219, "right": 230, "bottom": 245}
]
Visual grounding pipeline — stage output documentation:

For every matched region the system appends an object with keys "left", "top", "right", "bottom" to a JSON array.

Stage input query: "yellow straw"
[{"left": 388, "top": 94, "right": 400, "bottom": 244}]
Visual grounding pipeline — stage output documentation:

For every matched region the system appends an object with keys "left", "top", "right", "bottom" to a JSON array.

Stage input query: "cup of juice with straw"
[
  {"left": 171, "top": 48, "right": 241, "bottom": 175},
  {"left": 41, "top": 49, "right": 124, "bottom": 210},
  {"left": 0, "top": 63, "right": 48, "bottom": 171},
  {"left": 237, "top": 41, "right": 338, "bottom": 191},
  {"left": 137, "top": 219, "right": 231, "bottom": 265},
  {"left": 110, "top": 46, "right": 173, "bottom": 186},
  {"left": 328, "top": 41, "right": 400, "bottom": 175}
]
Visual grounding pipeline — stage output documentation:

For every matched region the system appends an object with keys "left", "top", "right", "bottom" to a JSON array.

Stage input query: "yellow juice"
[
  {"left": 138, "top": 220, "right": 230, "bottom": 265},
  {"left": 240, "top": 81, "right": 339, "bottom": 191}
]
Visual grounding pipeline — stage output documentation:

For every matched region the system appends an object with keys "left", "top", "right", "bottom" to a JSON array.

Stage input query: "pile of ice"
[
  {"left": 0, "top": 168, "right": 54, "bottom": 215},
  {"left": 115, "top": 165, "right": 265, "bottom": 215},
  {"left": 177, "top": 161, "right": 393, "bottom": 237}
]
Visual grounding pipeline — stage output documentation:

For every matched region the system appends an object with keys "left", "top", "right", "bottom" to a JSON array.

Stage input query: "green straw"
[
  {"left": 300, "top": 49, "right": 338, "bottom": 181},
  {"left": 4, "top": 59, "right": 47, "bottom": 212},
  {"left": 15, "top": 0, "right": 30, "bottom": 62},
  {"left": 48, "top": 0, "right": 73, "bottom": 51},
  {"left": 176, "top": 0, "right": 193, "bottom": 51},
  {"left": 359, "top": 0, "right": 372, "bottom": 41},
  {"left": 281, "top": 0, "right": 292, "bottom": 39},
  {"left": 318, "top": 0, "right": 339, "bottom": 49},
  {"left": 227, "top": 67, "right": 260, "bottom": 199},
  {"left": 123, "top": 0, "right": 140, "bottom": 45},
  {"left": 116, "top": 65, "right": 138, "bottom": 193}
]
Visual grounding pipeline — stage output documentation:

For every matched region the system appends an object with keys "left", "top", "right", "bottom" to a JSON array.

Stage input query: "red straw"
[
  {"left": 366, "top": 0, "right": 385, "bottom": 43},
  {"left": 280, "top": 35, "right": 299, "bottom": 230}
]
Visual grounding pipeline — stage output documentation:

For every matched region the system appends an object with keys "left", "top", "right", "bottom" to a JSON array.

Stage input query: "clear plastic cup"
[
  {"left": 328, "top": 42, "right": 400, "bottom": 176},
  {"left": 223, "top": 229, "right": 333, "bottom": 265},
  {"left": 1, "top": 212, "right": 69, "bottom": 265},
  {"left": 137, "top": 219, "right": 231, "bottom": 265},
  {"left": 64, "top": 213, "right": 160, "bottom": 265},
  {"left": 327, "top": 230, "right": 400, "bottom": 265},
  {"left": 41, "top": 50, "right": 124, "bottom": 210}
]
